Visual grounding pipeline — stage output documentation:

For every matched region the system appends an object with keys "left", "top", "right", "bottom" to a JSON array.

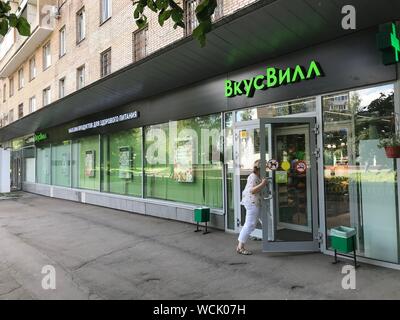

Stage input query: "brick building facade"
[{"left": 0, "top": 0, "right": 257, "bottom": 126}]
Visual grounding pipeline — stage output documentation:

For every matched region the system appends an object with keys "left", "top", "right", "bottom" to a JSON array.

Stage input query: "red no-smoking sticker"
[{"left": 295, "top": 160, "right": 307, "bottom": 174}]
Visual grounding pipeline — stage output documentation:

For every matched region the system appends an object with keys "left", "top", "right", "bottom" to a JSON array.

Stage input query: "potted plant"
[
  {"left": 378, "top": 134, "right": 400, "bottom": 158},
  {"left": 378, "top": 112, "right": 400, "bottom": 158}
]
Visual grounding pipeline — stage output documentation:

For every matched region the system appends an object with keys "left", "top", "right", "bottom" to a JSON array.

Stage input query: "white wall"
[{"left": 0, "top": 148, "right": 11, "bottom": 193}]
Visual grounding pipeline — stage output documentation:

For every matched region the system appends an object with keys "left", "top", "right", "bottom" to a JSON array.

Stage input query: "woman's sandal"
[{"left": 236, "top": 247, "right": 252, "bottom": 255}]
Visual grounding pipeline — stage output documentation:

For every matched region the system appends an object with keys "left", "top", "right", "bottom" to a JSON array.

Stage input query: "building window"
[
  {"left": 144, "top": 113, "right": 223, "bottom": 208},
  {"left": 100, "top": 48, "right": 111, "bottom": 77},
  {"left": 77, "top": 65, "right": 85, "bottom": 89},
  {"left": 185, "top": 0, "right": 223, "bottom": 35},
  {"left": 3, "top": 84, "right": 6, "bottom": 102},
  {"left": 29, "top": 57, "right": 36, "bottom": 81},
  {"left": 322, "top": 84, "right": 399, "bottom": 264},
  {"left": 133, "top": 27, "right": 147, "bottom": 62},
  {"left": 76, "top": 8, "right": 86, "bottom": 43},
  {"left": 59, "top": 26, "right": 66, "bottom": 57},
  {"left": 18, "top": 68, "right": 24, "bottom": 89},
  {"left": 9, "top": 109, "right": 14, "bottom": 123},
  {"left": 43, "top": 87, "right": 51, "bottom": 106},
  {"left": 43, "top": 42, "right": 51, "bottom": 70},
  {"left": 59, "top": 77, "right": 66, "bottom": 98},
  {"left": 9, "top": 77, "right": 14, "bottom": 97},
  {"left": 100, "top": 0, "right": 112, "bottom": 24},
  {"left": 18, "top": 103, "right": 24, "bottom": 119},
  {"left": 29, "top": 96, "right": 36, "bottom": 113}
]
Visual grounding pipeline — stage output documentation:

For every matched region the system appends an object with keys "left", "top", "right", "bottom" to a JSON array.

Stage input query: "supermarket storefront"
[{"left": 2, "top": 7, "right": 400, "bottom": 267}]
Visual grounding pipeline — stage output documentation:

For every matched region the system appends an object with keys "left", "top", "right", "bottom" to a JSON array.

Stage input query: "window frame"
[
  {"left": 18, "top": 67, "right": 24, "bottom": 90},
  {"left": 76, "top": 65, "right": 85, "bottom": 90},
  {"left": 59, "top": 77, "right": 66, "bottom": 98},
  {"left": 9, "top": 76, "right": 14, "bottom": 97},
  {"left": 29, "top": 96, "right": 36, "bottom": 113},
  {"left": 76, "top": 7, "right": 86, "bottom": 44},
  {"left": 59, "top": 26, "right": 66, "bottom": 58},
  {"left": 29, "top": 56, "right": 36, "bottom": 81},
  {"left": 43, "top": 42, "right": 52, "bottom": 70},
  {"left": 100, "top": 0, "right": 112, "bottom": 25},
  {"left": 43, "top": 86, "right": 51, "bottom": 106},
  {"left": 18, "top": 103, "right": 24, "bottom": 119},
  {"left": 100, "top": 47, "right": 112, "bottom": 78},
  {"left": 132, "top": 26, "right": 148, "bottom": 62}
]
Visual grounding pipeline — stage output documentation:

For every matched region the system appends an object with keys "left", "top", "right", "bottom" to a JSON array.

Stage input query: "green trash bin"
[
  {"left": 330, "top": 226, "right": 359, "bottom": 268},
  {"left": 194, "top": 207, "right": 210, "bottom": 234},
  {"left": 330, "top": 226, "right": 356, "bottom": 253}
]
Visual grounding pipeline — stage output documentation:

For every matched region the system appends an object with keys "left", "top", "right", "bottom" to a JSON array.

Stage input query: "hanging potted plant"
[
  {"left": 378, "top": 134, "right": 400, "bottom": 158},
  {"left": 378, "top": 112, "right": 400, "bottom": 158}
]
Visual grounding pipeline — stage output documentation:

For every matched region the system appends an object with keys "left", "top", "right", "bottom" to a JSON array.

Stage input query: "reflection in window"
[
  {"left": 72, "top": 135, "right": 100, "bottom": 191},
  {"left": 51, "top": 141, "right": 71, "bottom": 187},
  {"left": 323, "top": 84, "right": 399, "bottom": 263},
  {"left": 236, "top": 98, "right": 316, "bottom": 122},
  {"left": 37, "top": 146, "right": 51, "bottom": 185},
  {"left": 102, "top": 128, "right": 142, "bottom": 197},
  {"left": 144, "top": 114, "right": 223, "bottom": 208}
]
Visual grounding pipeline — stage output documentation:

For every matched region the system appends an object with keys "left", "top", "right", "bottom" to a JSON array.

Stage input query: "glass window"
[
  {"left": 323, "top": 84, "right": 399, "bottom": 263},
  {"left": 133, "top": 27, "right": 147, "bottom": 62},
  {"left": 51, "top": 141, "right": 71, "bottom": 187},
  {"left": 43, "top": 87, "right": 51, "bottom": 106},
  {"left": 144, "top": 114, "right": 223, "bottom": 208},
  {"left": 29, "top": 96, "right": 36, "bottom": 113},
  {"left": 18, "top": 103, "right": 23, "bottom": 119},
  {"left": 100, "top": 48, "right": 111, "bottom": 77},
  {"left": 59, "top": 26, "right": 66, "bottom": 57},
  {"left": 18, "top": 68, "right": 24, "bottom": 89},
  {"left": 43, "top": 42, "right": 51, "bottom": 70},
  {"left": 77, "top": 65, "right": 85, "bottom": 89},
  {"left": 102, "top": 128, "right": 143, "bottom": 196},
  {"left": 9, "top": 109, "right": 14, "bottom": 123},
  {"left": 72, "top": 135, "right": 100, "bottom": 191},
  {"left": 9, "top": 76, "right": 14, "bottom": 97},
  {"left": 101, "top": 0, "right": 112, "bottom": 23},
  {"left": 23, "top": 147, "right": 36, "bottom": 183},
  {"left": 236, "top": 98, "right": 316, "bottom": 122},
  {"left": 224, "top": 112, "right": 235, "bottom": 230},
  {"left": 29, "top": 57, "right": 36, "bottom": 80},
  {"left": 37, "top": 146, "right": 51, "bottom": 185},
  {"left": 76, "top": 8, "right": 86, "bottom": 43},
  {"left": 59, "top": 78, "right": 65, "bottom": 98}
]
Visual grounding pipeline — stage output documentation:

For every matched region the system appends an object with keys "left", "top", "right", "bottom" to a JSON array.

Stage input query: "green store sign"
[
  {"left": 225, "top": 60, "right": 323, "bottom": 98},
  {"left": 377, "top": 22, "right": 400, "bottom": 65},
  {"left": 34, "top": 132, "right": 48, "bottom": 143}
]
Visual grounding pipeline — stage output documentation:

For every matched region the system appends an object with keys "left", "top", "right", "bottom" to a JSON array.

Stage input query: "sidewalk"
[{"left": 0, "top": 192, "right": 399, "bottom": 300}]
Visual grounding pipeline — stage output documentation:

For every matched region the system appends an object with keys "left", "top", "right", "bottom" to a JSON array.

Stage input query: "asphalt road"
[{"left": 0, "top": 192, "right": 399, "bottom": 300}]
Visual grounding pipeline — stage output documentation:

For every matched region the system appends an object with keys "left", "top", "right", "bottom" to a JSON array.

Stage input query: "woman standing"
[{"left": 236, "top": 160, "right": 267, "bottom": 255}]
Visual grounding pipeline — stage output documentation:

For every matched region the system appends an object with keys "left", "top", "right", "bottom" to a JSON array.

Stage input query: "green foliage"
[
  {"left": 0, "top": 1, "right": 31, "bottom": 36},
  {"left": 132, "top": 0, "right": 217, "bottom": 47}
]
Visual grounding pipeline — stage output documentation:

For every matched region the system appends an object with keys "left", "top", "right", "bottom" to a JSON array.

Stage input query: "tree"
[
  {"left": 0, "top": 1, "right": 30, "bottom": 36},
  {"left": 132, "top": 0, "right": 217, "bottom": 47}
]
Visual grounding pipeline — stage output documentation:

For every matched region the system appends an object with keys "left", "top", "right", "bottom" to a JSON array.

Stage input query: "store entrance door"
[
  {"left": 10, "top": 150, "right": 22, "bottom": 191},
  {"left": 260, "top": 118, "right": 319, "bottom": 252},
  {"left": 233, "top": 123, "right": 266, "bottom": 239}
]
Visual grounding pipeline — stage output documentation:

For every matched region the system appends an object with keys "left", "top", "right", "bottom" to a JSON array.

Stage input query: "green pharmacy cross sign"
[{"left": 377, "top": 22, "right": 400, "bottom": 65}]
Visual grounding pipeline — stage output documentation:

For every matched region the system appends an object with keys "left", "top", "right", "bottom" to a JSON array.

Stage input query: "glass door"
[
  {"left": 233, "top": 122, "right": 270, "bottom": 238},
  {"left": 260, "top": 118, "right": 319, "bottom": 252}
]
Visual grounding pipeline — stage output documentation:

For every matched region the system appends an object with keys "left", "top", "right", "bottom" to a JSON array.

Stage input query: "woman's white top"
[{"left": 241, "top": 173, "right": 262, "bottom": 208}]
